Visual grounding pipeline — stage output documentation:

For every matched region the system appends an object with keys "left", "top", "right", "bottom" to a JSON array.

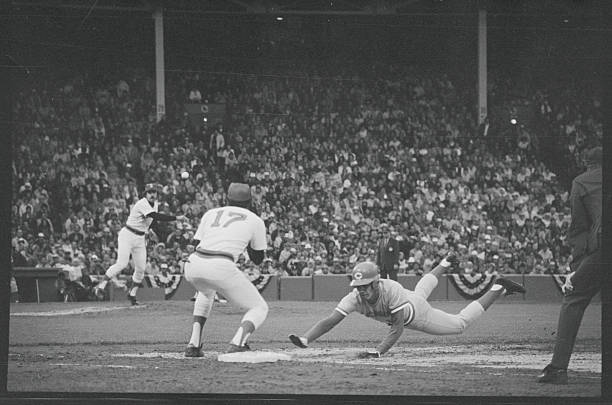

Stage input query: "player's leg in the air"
[
  {"left": 413, "top": 251, "right": 458, "bottom": 300},
  {"left": 94, "top": 228, "right": 133, "bottom": 298},
  {"left": 409, "top": 277, "right": 525, "bottom": 335}
]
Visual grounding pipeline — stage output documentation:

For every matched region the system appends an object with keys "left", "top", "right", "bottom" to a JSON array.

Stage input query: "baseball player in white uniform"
[
  {"left": 184, "top": 182, "right": 268, "bottom": 357},
  {"left": 289, "top": 253, "right": 526, "bottom": 358},
  {"left": 94, "top": 183, "right": 186, "bottom": 305}
]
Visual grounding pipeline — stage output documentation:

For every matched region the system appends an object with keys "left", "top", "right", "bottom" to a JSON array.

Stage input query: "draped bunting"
[
  {"left": 448, "top": 273, "right": 498, "bottom": 300},
  {"left": 143, "top": 274, "right": 183, "bottom": 300},
  {"left": 242, "top": 271, "right": 273, "bottom": 292},
  {"left": 92, "top": 271, "right": 273, "bottom": 300}
]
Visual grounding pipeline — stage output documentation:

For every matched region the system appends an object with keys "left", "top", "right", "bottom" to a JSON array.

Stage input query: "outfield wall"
[{"left": 13, "top": 268, "right": 600, "bottom": 303}]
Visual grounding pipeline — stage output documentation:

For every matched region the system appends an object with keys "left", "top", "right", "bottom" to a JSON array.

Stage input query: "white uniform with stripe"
[
  {"left": 184, "top": 205, "right": 268, "bottom": 327},
  {"left": 104, "top": 198, "right": 158, "bottom": 283},
  {"left": 336, "top": 276, "right": 484, "bottom": 335}
]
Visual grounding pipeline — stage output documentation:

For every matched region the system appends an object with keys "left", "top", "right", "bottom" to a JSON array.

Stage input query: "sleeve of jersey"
[
  {"left": 249, "top": 217, "right": 268, "bottom": 251},
  {"left": 388, "top": 283, "right": 414, "bottom": 324},
  {"left": 139, "top": 200, "right": 155, "bottom": 217},
  {"left": 193, "top": 213, "right": 209, "bottom": 241},
  {"left": 335, "top": 291, "right": 358, "bottom": 317}
]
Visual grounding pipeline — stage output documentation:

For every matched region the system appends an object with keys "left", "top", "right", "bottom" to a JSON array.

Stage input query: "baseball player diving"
[
  {"left": 94, "top": 183, "right": 186, "bottom": 305},
  {"left": 289, "top": 253, "right": 526, "bottom": 358},
  {"left": 183, "top": 182, "right": 268, "bottom": 357}
]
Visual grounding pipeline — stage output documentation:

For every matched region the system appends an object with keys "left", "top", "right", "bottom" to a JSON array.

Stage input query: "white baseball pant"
[
  {"left": 406, "top": 273, "right": 485, "bottom": 335},
  {"left": 105, "top": 227, "right": 147, "bottom": 283},
  {"left": 184, "top": 255, "right": 268, "bottom": 329}
]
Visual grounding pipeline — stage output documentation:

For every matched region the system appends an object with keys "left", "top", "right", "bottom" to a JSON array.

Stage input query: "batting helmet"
[{"left": 350, "top": 261, "right": 380, "bottom": 287}]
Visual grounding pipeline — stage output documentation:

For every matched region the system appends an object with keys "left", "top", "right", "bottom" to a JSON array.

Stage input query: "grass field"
[{"left": 7, "top": 299, "right": 601, "bottom": 397}]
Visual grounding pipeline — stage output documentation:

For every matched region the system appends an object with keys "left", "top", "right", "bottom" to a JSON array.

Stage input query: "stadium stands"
[{"left": 12, "top": 62, "right": 602, "bottom": 286}]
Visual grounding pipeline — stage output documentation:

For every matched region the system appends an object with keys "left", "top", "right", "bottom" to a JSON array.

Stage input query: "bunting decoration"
[
  {"left": 448, "top": 273, "right": 498, "bottom": 300},
  {"left": 242, "top": 270, "right": 273, "bottom": 292},
  {"left": 143, "top": 274, "right": 183, "bottom": 300},
  {"left": 91, "top": 271, "right": 273, "bottom": 300}
]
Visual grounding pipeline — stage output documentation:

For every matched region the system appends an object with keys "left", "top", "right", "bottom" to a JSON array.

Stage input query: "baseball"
[{"left": 181, "top": 171, "right": 189, "bottom": 179}]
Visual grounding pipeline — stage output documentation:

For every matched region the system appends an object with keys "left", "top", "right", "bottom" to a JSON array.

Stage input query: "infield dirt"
[{"left": 8, "top": 300, "right": 601, "bottom": 397}]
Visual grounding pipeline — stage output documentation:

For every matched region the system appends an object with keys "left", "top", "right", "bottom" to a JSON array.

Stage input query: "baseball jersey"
[
  {"left": 336, "top": 279, "right": 415, "bottom": 325},
  {"left": 194, "top": 205, "right": 267, "bottom": 261},
  {"left": 125, "top": 198, "right": 158, "bottom": 233}
]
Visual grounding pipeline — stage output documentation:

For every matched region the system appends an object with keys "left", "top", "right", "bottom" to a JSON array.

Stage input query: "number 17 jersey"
[{"left": 194, "top": 205, "right": 267, "bottom": 261}]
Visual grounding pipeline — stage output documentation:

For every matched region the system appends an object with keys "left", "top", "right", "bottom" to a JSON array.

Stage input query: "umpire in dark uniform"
[
  {"left": 538, "top": 146, "right": 602, "bottom": 384},
  {"left": 376, "top": 223, "right": 400, "bottom": 281}
]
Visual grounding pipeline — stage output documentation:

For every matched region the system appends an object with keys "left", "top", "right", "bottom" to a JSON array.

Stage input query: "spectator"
[
  {"left": 10, "top": 270, "right": 19, "bottom": 303},
  {"left": 10, "top": 62, "right": 599, "bottom": 281}
]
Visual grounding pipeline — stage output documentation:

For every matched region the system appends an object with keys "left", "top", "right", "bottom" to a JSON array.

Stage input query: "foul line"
[{"left": 11, "top": 305, "right": 146, "bottom": 317}]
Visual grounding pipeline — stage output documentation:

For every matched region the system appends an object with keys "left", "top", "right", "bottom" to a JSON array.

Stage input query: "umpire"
[
  {"left": 376, "top": 224, "right": 400, "bottom": 281},
  {"left": 538, "top": 146, "right": 602, "bottom": 384}
]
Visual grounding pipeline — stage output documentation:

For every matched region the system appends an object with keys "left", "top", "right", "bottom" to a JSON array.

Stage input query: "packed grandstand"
[{"left": 10, "top": 7, "right": 603, "bottom": 282}]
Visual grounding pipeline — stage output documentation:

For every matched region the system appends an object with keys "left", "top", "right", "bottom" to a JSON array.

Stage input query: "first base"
[{"left": 217, "top": 351, "right": 292, "bottom": 363}]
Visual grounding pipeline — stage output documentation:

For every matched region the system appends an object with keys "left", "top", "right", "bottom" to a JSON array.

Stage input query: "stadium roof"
[{"left": 10, "top": 0, "right": 609, "bottom": 19}]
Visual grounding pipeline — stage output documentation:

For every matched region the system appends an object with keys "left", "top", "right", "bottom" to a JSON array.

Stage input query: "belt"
[
  {"left": 125, "top": 225, "right": 145, "bottom": 236},
  {"left": 195, "top": 248, "right": 234, "bottom": 262},
  {"left": 403, "top": 301, "right": 416, "bottom": 327}
]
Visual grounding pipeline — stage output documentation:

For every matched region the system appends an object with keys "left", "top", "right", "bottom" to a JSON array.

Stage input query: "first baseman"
[
  {"left": 183, "top": 182, "right": 268, "bottom": 357},
  {"left": 94, "top": 183, "right": 186, "bottom": 305},
  {"left": 289, "top": 254, "right": 526, "bottom": 357}
]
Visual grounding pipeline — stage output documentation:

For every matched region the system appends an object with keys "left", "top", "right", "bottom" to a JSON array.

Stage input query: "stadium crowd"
[{"left": 12, "top": 62, "right": 602, "bottom": 282}]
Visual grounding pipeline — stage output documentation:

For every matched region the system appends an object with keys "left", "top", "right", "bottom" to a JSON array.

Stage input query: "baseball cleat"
[
  {"left": 537, "top": 365, "right": 568, "bottom": 384},
  {"left": 184, "top": 344, "right": 203, "bottom": 358},
  {"left": 289, "top": 334, "right": 308, "bottom": 348},
  {"left": 214, "top": 295, "right": 228, "bottom": 304},
  {"left": 495, "top": 277, "right": 526, "bottom": 295},
  {"left": 227, "top": 343, "right": 251, "bottom": 353},
  {"left": 93, "top": 287, "right": 105, "bottom": 300},
  {"left": 127, "top": 294, "right": 140, "bottom": 306}
]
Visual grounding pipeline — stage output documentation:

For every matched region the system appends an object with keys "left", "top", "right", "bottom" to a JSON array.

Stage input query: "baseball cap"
[
  {"left": 145, "top": 183, "right": 158, "bottom": 192},
  {"left": 350, "top": 261, "right": 380, "bottom": 287},
  {"left": 227, "top": 183, "right": 251, "bottom": 202}
]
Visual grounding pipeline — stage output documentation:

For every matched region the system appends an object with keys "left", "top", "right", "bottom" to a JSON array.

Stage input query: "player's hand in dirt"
[
  {"left": 357, "top": 350, "right": 380, "bottom": 359},
  {"left": 289, "top": 334, "right": 308, "bottom": 348}
]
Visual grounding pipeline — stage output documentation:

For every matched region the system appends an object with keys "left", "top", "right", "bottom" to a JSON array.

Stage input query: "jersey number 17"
[{"left": 210, "top": 210, "right": 247, "bottom": 228}]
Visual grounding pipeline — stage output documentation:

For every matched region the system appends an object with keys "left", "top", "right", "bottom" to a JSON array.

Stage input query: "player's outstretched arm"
[
  {"left": 146, "top": 212, "right": 187, "bottom": 222},
  {"left": 358, "top": 311, "right": 404, "bottom": 358},
  {"left": 289, "top": 310, "right": 345, "bottom": 348}
]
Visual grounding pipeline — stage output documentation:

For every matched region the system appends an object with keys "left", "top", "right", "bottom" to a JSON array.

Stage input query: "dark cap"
[
  {"left": 584, "top": 146, "right": 602, "bottom": 167},
  {"left": 145, "top": 183, "right": 158, "bottom": 192},
  {"left": 227, "top": 183, "right": 251, "bottom": 202}
]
